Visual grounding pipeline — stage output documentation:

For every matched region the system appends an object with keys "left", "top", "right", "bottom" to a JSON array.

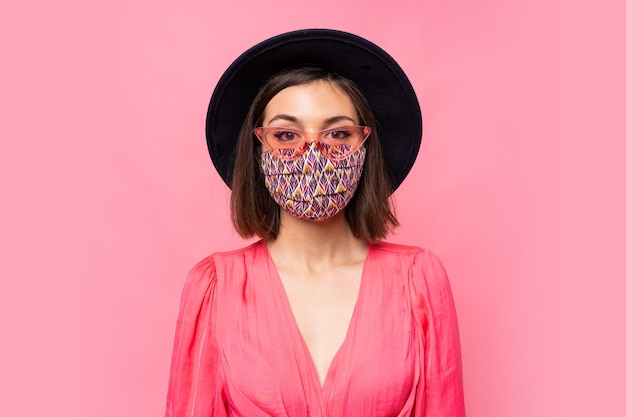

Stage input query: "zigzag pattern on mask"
[{"left": 261, "top": 144, "right": 366, "bottom": 221}]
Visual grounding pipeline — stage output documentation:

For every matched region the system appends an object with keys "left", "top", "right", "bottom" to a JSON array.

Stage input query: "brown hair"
[{"left": 230, "top": 67, "right": 398, "bottom": 242}]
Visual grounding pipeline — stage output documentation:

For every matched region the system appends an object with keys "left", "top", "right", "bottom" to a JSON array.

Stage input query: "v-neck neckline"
[{"left": 262, "top": 241, "right": 371, "bottom": 397}]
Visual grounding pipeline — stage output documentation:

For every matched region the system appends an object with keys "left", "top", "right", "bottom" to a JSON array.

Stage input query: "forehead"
[{"left": 263, "top": 81, "right": 358, "bottom": 123}]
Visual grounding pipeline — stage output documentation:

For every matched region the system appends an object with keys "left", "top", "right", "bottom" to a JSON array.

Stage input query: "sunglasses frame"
[{"left": 254, "top": 126, "right": 371, "bottom": 161}]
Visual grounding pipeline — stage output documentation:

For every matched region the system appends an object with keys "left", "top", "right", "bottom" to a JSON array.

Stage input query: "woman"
[{"left": 166, "top": 29, "right": 465, "bottom": 416}]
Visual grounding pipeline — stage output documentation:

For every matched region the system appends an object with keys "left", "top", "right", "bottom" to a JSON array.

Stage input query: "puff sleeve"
[
  {"left": 165, "top": 256, "right": 227, "bottom": 417},
  {"left": 410, "top": 249, "right": 465, "bottom": 417}
]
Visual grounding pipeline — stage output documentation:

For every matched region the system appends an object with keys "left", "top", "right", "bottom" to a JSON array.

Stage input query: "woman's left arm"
[{"left": 410, "top": 249, "right": 466, "bottom": 417}]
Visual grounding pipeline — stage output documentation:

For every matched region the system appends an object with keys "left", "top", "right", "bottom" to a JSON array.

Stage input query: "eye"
[
  {"left": 324, "top": 128, "right": 354, "bottom": 141},
  {"left": 272, "top": 130, "right": 301, "bottom": 142}
]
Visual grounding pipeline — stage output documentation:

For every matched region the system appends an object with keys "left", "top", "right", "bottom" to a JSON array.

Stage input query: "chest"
[
  {"left": 214, "top": 257, "right": 419, "bottom": 416},
  {"left": 279, "top": 266, "right": 362, "bottom": 387}
]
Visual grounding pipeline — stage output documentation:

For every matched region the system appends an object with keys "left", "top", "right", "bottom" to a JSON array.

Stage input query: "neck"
[{"left": 267, "top": 209, "right": 368, "bottom": 272}]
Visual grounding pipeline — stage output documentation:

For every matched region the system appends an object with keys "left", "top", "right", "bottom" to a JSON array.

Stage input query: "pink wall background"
[{"left": 1, "top": 0, "right": 623, "bottom": 416}]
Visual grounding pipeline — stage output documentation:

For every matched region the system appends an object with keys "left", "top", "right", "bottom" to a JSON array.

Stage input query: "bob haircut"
[{"left": 230, "top": 67, "right": 398, "bottom": 242}]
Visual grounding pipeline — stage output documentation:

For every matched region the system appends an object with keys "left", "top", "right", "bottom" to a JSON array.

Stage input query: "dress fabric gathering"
[{"left": 166, "top": 240, "right": 465, "bottom": 417}]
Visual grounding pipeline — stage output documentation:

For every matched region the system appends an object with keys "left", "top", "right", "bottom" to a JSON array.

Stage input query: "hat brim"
[{"left": 206, "top": 29, "right": 422, "bottom": 190}]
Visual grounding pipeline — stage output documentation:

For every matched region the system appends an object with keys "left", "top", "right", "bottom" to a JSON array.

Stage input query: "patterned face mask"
[{"left": 260, "top": 143, "right": 366, "bottom": 221}]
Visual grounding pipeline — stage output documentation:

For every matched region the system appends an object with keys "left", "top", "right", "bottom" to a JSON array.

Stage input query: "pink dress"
[{"left": 166, "top": 241, "right": 465, "bottom": 416}]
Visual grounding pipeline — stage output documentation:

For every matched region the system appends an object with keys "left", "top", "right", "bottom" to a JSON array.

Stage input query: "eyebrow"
[{"left": 266, "top": 114, "right": 357, "bottom": 126}]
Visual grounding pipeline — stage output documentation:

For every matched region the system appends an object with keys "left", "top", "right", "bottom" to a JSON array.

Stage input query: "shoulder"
[
  {"left": 370, "top": 241, "right": 444, "bottom": 268},
  {"left": 190, "top": 240, "right": 265, "bottom": 270},
  {"left": 184, "top": 240, "right": 266, "bottom": 289},
  {"left": 371, "top": 241, "right": 427, "bottom": 256},
  {"left": 178, "top": 242, "right": 262, "bottom": 307},
  {"left": 209, "top": 240, "right": 266, "bottom": 271},
  {"left": 370, "top": 241, "right": 449, "bottom": 289},
  {"left": 208, "top": 240, "right": 264, "bottom": 262},
  {"left": 373, "top": 244, "right": 459, "bottom": 335}
]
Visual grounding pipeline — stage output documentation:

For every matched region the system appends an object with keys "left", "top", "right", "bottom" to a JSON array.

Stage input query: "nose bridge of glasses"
[{"left": 299, "top": 129, "right": 323, "bottom": 143}]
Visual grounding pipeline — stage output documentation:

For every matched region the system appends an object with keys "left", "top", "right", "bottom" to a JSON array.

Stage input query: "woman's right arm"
[{"left": 165, "top": 256, "right": 227, "bottom": 417}]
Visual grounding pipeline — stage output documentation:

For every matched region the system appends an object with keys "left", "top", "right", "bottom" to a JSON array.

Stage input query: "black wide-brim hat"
[{"left": 206, "top": 29, "right": 422, "bottom": 190}]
